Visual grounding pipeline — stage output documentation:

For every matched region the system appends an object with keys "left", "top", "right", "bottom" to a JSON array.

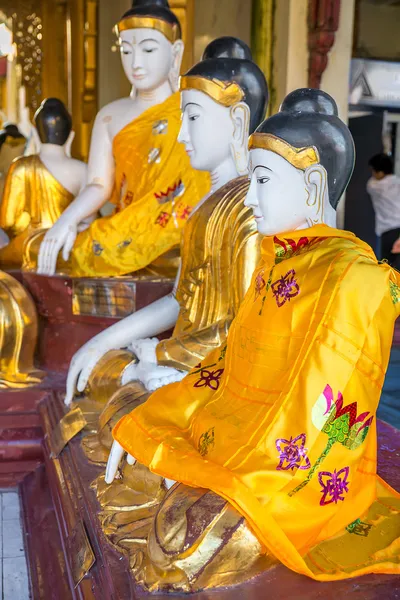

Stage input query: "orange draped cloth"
[
  {"left": 114, "top": 225, "right": 400, "bottom": 581},
  {"left": 67, "top": 93, "right": 210, "bottom": 277}
]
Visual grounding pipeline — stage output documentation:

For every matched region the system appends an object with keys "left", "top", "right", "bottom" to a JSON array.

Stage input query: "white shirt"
[{"left": 367, "top": 174, "right": 400, "bottom": 236}]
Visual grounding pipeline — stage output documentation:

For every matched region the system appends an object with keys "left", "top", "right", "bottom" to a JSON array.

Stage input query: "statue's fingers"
[
  {"left": 76, "top": 361, "right": 95, "bottom": 393},
  {"left": 65, "top": 362, "right": 80, "bottom": 406},
  {"left": 37, "top": 238, "right": 52, "bottom": 274},
  {"left": 62, "top": 231, "right": 75, "bottom": 262},
  {"left": 127, "top": 454, "right": 136, "bottom": 465},
  {"left": 164, "top": 478, "right": 176, "bottom": 490},
  {"left": 47, "top": 242, "right": 60, "bottom": 276},
  {"left": 105, "top": 441, "right": 124, "bottom": 484}
]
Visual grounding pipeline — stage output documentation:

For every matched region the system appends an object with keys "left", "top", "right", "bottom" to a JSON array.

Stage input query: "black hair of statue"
[
  {"left": 184, "top": 51, "right": 269, "bottom": 134},
  {"left": 202, "top": 37, "right": 252, "bottom": 61},
  {"left": 121, "top": 0, "right": 182, "bottom": 39},
  {"left": 368, "top": 153, "right": 394, "bottom": 175},
  {"left": 254, "top": 88, "right": 355, "bottom": 208},
  {"left": 34, "top": 98, "right": 73, "bottom": 146}
]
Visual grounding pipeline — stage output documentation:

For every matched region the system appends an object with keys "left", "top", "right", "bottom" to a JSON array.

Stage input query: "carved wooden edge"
[
  {"left": 37, "top": 391, "right": 134, "bottom": 598},
  {"left": 308, "top": 0, "right": 341, "bottom": 88}
]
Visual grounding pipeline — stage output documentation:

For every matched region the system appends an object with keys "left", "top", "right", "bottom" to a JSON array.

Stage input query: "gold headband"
[
  {"left": 179, "top": 75, "right": 245, "bottom": 107},
  {"left": 248, "top": 133, "right": 320, "bottom": 170},
  {"left": 116, "top": 16, "right": 180, "bottom": 43}
]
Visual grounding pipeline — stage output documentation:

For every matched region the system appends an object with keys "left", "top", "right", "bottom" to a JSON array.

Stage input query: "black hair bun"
[
  {"left": 132, "top": 0, "right": 170, "bottom": 7},
  {"left": 281, "top": 88, "right": 338, "bottom": 117},
  {"left": 202, "top": 37, "right": 252, "bottom": 61}
]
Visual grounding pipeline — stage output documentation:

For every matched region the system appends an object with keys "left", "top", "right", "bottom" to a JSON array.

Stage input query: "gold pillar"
[
  {"left": 67, "top": 0, "right": 98, "bottom": 161},
  {"left": 41, "top": 0, "right": 68, "bottom": 106},
  {"left": 251, "top": 0, "right": 275, "bottom": 114},
  {"left": 170, "top": 0, "right": 194, "bottom": 72}
]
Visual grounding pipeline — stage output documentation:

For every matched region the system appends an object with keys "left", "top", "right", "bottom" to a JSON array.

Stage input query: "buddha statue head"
[
  {"left": 245, "top": 88, "right": 355, "bottom": 235},
  {"left": 116, "top": 0, "right": 184, "bottom": 93},
  {"left": 178, "top": 37, "right": 268, "bottom": 177},
  {"left": 33, "top": 98, "right": 73, "bottom": 149}
]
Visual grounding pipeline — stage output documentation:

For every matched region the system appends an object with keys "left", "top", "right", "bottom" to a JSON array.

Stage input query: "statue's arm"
[
  {"left": 0, "top": 162, "right": 26, "bottom": 234},
  {"left": 64, "top": 292, "right": 180, "bottom": 405},
  {"left": 37, "top": 109, "right": 115, "bottom": 274}
]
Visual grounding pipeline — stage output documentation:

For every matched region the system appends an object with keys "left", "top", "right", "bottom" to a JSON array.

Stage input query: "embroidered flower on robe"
[
  {"left": 346, "top": 518, "right": 372, "bottom": 537},
  {"left": 194, "top": 368, "right": 224, "bottom": 390},
  {"left": 254, "top": 269, "right": 266, "bottom": 301},
  {"left": 198, "top": 427, "right": 215, "bottom": 456},
  {"left": 390, "top": 280, "right": 400, "bottom": 305},
  {"left": 271, "top": 269, "right": 300, "bottom": 307},
  {"left": 155, "top": 211, "right": 171, "bottom": 228},
  {"left": 274, "top": 236, "right": 310, "bottom": 263},
  {"left": 289, "top": 385, "right": 373, "bottom": 498},
  {"left": 318, "top": 467, "right": 350, "bottom": 506},
  {"left": 92, "top": 240, "right": 104, "bottom": 256},
  {"left": 276, "top": 434, "right": 311, "bottom": 471}
]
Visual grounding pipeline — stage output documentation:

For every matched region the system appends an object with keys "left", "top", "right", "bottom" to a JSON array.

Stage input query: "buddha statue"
[
  {"left": 0, "top": 123, "right": 26, "bottom": 201},
  {"left": 65, "top": 37, "right": 268, "bottom": 464},
  {"left": 104, "top": 89, "right": 400, "bottom": 591},
  {"left": 0, "top": 271, "right": 43, "bottom": 387},
  {"left": 0, "top": 98, "right": 87, "bottom": 268},
  {"left": 32, "top": 0, "right": 210, "bottom": 278}
]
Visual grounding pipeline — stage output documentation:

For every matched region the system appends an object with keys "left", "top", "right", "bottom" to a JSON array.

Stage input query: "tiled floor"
[{"left": 0, "top": 490, "right": 30, "bottom": 599}]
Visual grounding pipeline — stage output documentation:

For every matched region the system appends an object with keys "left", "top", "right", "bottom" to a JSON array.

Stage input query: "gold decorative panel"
[{"left": 170, "top": 0, "right": 194, "bottom": 72}]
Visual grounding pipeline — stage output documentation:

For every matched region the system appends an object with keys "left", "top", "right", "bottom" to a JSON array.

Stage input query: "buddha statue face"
[
  {"left": 119, "top": 28, "right": 183, "bottom": 91},
  {"left": 245, "top": 148, "right": 336, "bottom": 235},
  {"left": 178, "top": 89, "right": 250, "bottom": 174}
]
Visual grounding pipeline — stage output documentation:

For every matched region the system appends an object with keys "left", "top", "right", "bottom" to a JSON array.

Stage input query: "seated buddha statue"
[
  {"left": 64, "top": 37, "right": 268, "bottom": 459},
  {"left": 32, "top": 0, "right": 210, "bottom": 278},
  {"left": 105, "top": 89, "right": 400, "bottom": 592},
  {"left": 0, "top": 98, "right": 86, "bottom": 268},
  {"left": 0, "top": 123, "right": 26, "bottom": 202}
]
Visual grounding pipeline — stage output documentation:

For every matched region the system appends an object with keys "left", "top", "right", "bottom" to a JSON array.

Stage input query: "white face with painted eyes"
[
  {"left": 244, "top": 148, "right": 336, "bottom": 235},
  {"left": 119, "top": 28, "right": 174, "bottom": 90},
  {"left": 178, "top": 89, "right": 250, "bottom": 173}
]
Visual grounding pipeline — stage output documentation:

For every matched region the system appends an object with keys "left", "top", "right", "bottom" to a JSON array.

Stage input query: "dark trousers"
[{"left": 381, "top": 227, "right": 400, "bottom": 270}]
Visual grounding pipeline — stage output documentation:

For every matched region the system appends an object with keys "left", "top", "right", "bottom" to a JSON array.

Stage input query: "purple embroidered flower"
[
  {"left": 271, "top": 269, "right": 300, "bottom": 307},
  {"left": 92, "top": 240, "right": 104, "bottom": 256},
  {"left": 276, "top": 434, "right": 311, "bottom": 471},
  {"left": 318, "top": 467, "right": 350, "bottom": 506},
  {"left": 194, "top": 369, "right": 224, "bottom": 390}
]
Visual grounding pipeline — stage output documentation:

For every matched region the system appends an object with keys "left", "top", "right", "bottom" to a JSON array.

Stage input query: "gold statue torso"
[
  {"left": 0, "top": 154, "right": 73, "bottom": 267},
  {"left": 156, "top": 175, "right": 261, "bottom": 370}
]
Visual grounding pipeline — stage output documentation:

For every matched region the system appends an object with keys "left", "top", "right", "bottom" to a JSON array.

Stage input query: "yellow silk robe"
[
  {"left": 67, "top": 93, "right": 210, "bottom": 277},
  {"left": 0, "top": 155, "right": 73, "bottom": 266},
  {"left": 114, "top": 225, "right": 400, "bottom": 581}
]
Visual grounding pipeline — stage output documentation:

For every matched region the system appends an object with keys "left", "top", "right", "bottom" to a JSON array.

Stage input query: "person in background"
[{"left": 367, "top": 153, "right": 400, "bottom": 269}]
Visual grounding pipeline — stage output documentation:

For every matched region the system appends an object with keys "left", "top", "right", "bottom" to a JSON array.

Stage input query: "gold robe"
[
  {"left": 81, "top": 176, "right": 260, "bottom": 459},
  {"left": 157, "top": 175, "right": 260, "bottom": 370},
  {"left": 35, "top": 93, "right": 210, "bottom": 278},
  {"left": 0, "top": 155, "right": 73, "bottom": 267},
  {"left": 114, "top": 225, "right": 400, "bottom": 582}
]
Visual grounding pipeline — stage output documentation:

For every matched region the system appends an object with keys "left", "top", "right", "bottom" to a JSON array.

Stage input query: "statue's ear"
[
  {"left": 304, "top": 164, "right": 330, "bottom": 226},
  {"left": 64, "top": 130, "right": 75, "bottom": 158},
  {"left": 169, "top": 40, "right": 184, "bottom": 93},
  {"left": 229, "top": 102, "right": 250, "bottom": 176},
  {"left": 31, "top": 126, "right": 41, "bottom": 153}
]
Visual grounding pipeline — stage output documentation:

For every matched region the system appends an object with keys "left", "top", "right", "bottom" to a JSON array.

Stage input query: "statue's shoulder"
[
  {"left": 7, "top": 153, "right": 36, "bottom": 173},
  {"left": 96, "top": 97, "right": 133, "bottom": 120}
]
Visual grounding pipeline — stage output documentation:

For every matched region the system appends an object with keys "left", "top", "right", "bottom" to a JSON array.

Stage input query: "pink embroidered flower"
[
  {"left": 318, "top": 467, "right": 350, "bottom": 506},
  {"left": 276, "top": 434, "right": 311, "bottom": 471},
  {"left": 254, "top": 270, "right": 266, "bottom": 301},
  {"left": 271, "top": 269, "right": 300, "bottom": 307},
  {"left": 194, "top": 369, "right": 224, "bottom": 390}
]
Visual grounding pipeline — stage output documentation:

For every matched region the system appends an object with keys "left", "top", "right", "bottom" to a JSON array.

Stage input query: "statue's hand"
[
  {"left": 128, "top": 337, "right": 159, "bottom": 364},
  {"left": 38, "top": 218, "right": 77, "bottom": 275},
  {"left": 121, "top": 354, "right": 186, "bottom": 392},
  {"left": 105, "top": 441, "right": 176, "bottom": 490},
  {"left": 392, "top": 238, "right": 400, "bottom": 254},
  {"left": 64, "top": 340, "right": 110, "bottom": 406}
]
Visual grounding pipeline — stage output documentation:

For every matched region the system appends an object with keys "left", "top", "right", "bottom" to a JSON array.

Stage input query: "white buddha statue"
[
  {"left": 32, "top": 0, "right": 209, "bottom": 278},
  {"left": 63, "top": 38, "right": 268, "bottom": 447}
]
